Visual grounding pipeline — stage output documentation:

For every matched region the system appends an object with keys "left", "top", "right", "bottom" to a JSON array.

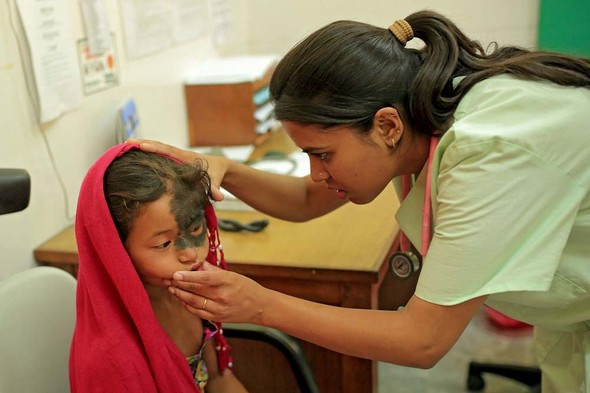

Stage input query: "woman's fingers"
[
  {"left": 169, "top": 264, "right": 228, "bottom": 298},
  {"left": 127, "top": 139, "right": 228, "bottom": 201},
  {"left": 185, "top": 303, "right": 217, "bottom": 320},
  {"left": 127, "top": 139, "right": 196, "bottom": 163},
  {"left": 169, "top": 287, "right": 220, "bottom": 319},
  {"left": 210, "top": 185, "right": 225, "bottom": 202},
  {"left": 167, "top": 265, "right": 265, "bottom": 324},
  {"left": 170, "top": 277, "right": 217, "bottom": 296},
  {"left": 127, "top": 139, "right": 172, "bottom": 154},
  {"left": 173, "top": 263, "right": 224, "bottom": 287},
  {"left": 169, "top": 286, "right": 207, "bottom": 309}
]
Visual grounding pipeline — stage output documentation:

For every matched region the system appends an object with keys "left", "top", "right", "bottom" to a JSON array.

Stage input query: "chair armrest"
[
  {"left": 0, "top": 169, "right": 30, "bottom": 215},
  {"left": 222, "top": 323, "right": 320, "bottom": 393}
]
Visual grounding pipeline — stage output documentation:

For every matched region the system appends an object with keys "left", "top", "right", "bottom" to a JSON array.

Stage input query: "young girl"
[{"left": 69, "top": 144, "right": 247, "bottom": 393}]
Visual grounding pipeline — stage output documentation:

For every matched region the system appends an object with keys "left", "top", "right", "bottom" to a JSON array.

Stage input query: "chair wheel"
[{"left": 467, "top": 373, "right": 485, "bottom": 391}]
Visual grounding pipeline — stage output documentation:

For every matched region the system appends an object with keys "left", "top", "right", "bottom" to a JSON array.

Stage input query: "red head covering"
[{"left": 69, "top": 143, "right": 232, "bottom": 392}]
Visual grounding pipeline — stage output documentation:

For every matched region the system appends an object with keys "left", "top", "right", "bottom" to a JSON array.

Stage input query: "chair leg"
[{"left": 467, "top": 361, "right": 541, "bottom": 391}]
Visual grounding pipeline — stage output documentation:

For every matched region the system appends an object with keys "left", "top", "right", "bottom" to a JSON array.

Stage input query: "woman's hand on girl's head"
[
  {"left": 127, "top": 139, "right": 195, "bottom": 162},
  {"left": 168, "top": 262, "right": 268, "bottom": 325},
  {"left": 126, "top": 139, "right": 228, "bottom": 201}
]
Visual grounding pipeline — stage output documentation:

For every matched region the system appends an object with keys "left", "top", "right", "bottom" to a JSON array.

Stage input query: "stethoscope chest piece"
[
  {"left": 389, "top": 135, "right": 439, "bottom": 281},
  {"left": 389, "top": 251, "right": 421, "bottom": 279}
]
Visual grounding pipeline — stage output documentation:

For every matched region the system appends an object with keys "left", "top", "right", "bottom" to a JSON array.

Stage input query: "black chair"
[
  {"left": 0, "top": 169, "right": 30, "bottom": 215},
  {"left": 466, "top": 309, "right": 541, "bottom": 392},
  {"left": 224, "top": 323, "right": 320, "bottom": 393},
  {"left": 467, "top": 361, "right": 541, "bottom": 392}
]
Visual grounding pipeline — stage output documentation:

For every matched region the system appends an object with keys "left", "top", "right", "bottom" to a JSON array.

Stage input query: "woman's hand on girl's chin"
[{"left": 169, "top": 262, "right": 268, "bottom": 325}]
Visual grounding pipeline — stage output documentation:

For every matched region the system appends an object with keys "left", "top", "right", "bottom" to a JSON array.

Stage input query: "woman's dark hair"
[
  {"left": 270, "top": 10, "right": 590, "bottom": 135},
  {"left": 104, "top": 150, "right": 210, "bottom": 241}
]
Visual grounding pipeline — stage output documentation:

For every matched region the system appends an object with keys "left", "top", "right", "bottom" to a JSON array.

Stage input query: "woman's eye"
[
  {"left": 311, "top": 152, "right": 328, "bottom": 161},
  {"left": 154, "top": 240, "right": 171, "bottom": 250}
]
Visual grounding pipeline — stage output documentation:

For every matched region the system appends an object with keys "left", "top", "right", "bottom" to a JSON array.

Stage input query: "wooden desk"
[{"left": 34, "top": 131, "right": 408, "bottom": 393}]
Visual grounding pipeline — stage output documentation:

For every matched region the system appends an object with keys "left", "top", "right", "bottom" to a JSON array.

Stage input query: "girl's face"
[
  {"left": 283, "top": 121, "right": 397, "bottom": 204},
  {"left": 124, "top": 193, "right": 208, "bottom": 286}
]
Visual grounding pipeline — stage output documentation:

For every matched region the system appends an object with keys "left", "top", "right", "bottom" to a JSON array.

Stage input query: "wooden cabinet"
[{"left": 184, "top": 65, "right": 276, "bottom": 146}]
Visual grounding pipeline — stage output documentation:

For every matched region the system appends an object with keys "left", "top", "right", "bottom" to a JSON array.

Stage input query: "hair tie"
[{"left": 388, "top": 19, "right": 414, "bottom": 46}]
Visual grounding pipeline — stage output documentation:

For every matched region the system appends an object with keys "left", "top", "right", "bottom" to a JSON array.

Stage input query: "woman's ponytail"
[{"left": 404, "top": 10, "right": 590, "bottom": 134}]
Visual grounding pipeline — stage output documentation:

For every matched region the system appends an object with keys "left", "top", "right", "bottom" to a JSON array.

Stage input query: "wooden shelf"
[{"left": 184, "top": 65, "right": 276, "bottom": 146}]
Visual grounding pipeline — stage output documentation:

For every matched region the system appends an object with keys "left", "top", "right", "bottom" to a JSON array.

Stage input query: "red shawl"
[{"left": 70, "top": 143, "right": 232, "bottom": 392}]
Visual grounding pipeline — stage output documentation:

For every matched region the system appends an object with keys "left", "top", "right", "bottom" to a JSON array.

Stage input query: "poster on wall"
[
  {"left": 119, "top": 0, "right": 173, "bottom": 59},
  {"left": 208, "top": 0, "right": 234, "bottom": 47},
  {"left": 15, "top": 0, "right": 83, "bottom": 123},
  {"left": 79, "top": 0, "right": 113, "bottom": 56},
  {"left": 119, "top": 0, "right": 209, "bottom": 59},
  {"left": 77, "top": 34, "right": 119, "bottom": 95},
  {"left": 170, "top": 0, "right": 209, "bottom": 43}
]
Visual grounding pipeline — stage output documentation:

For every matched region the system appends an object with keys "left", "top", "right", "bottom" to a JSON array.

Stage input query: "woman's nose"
[{"left": 309, "top": 160, "right": 329, "bottom": 182}]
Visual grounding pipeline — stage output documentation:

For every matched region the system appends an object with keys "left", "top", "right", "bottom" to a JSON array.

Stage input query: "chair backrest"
[{"left": 0, "top": 266, "right": 76, "bottom": 393}]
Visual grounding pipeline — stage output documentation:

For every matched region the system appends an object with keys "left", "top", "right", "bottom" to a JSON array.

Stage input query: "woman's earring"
[{"left": 391, "top": 138, "right": 396, "bottom": 149}]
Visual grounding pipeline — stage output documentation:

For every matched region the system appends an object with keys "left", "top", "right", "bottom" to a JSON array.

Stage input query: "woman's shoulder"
[
  {"left": 455, "top": 74, "right": 590, "bottom": 121},
  {"left": 437, "top": 74, "right": 590, "bottom": 187},
  {"left": 448, "top": 73, "right": 590, "bottom": 145}
]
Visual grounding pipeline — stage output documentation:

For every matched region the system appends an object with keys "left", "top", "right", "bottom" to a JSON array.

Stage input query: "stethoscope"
[{"left": 389, "top": 136, "right": 439, "bottom": 279}]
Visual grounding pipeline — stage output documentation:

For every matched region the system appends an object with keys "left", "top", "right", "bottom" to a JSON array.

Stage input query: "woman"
[{"left": 136, "top": 10, "right": 590, "bottom": 392}]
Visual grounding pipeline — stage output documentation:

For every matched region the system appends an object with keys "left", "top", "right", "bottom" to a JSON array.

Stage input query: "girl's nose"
[{"left": 178, "top": 246, "right": 199, "bottom": 263}]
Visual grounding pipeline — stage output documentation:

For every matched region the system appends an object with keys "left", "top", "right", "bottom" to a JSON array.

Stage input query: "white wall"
[
  {"left": 0, "top": 0, "right": 538, "bottom": 280},
  {"left": 0, "top": 0, "right": 228, "bottom": 280},
  {"left": 244, "top": 0, "right": 539, "bottom": 55}
]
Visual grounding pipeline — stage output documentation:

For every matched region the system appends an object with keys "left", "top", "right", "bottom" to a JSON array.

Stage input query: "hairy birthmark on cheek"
[{"left": 170, "top": 185, "right": 207, "bottom": 250}]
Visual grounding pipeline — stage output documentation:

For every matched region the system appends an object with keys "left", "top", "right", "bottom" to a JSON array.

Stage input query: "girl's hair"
[
  {"left": 270, "top": 10, "right": 590, "bottom": 135},
  {"left": 104, "top": 150, "right": 210, "bottom": 241}
]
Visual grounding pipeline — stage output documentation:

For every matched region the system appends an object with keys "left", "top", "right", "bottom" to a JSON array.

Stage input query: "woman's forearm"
[
  {"left": 221, "top": 159, "right": 345, "bottom": 222},
  {"left": 131, "top": 140, "right": 345, "bottom": 221},
  {"left": 259, "top": 289, "right": 485, "bottom": 368},
  {"left": 169, "top": 266, "right": 485, "bottom": 368}
]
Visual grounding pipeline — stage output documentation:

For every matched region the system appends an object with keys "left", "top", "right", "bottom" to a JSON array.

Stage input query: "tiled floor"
[{"left": 378, "top": 309, "right": 538, "bottom": 393}]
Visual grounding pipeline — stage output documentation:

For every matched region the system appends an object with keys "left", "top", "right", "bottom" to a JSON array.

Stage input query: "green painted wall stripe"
[{"left": 538, "top": 0, "right": 590, "bottom": 57}]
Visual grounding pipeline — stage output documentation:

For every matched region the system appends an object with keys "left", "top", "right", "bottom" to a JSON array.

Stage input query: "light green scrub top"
[{"left": 394, "top": 74, "right": 590, "bottom": 392}]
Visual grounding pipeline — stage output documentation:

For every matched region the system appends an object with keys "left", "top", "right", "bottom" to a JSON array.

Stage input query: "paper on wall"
[
  {"left": 119, "top": 0, "right": 173, "bottom": 59},
  {"left": 119, "top": 0, "right": 209, "bottom": 59},
  {"left": 208, "top": 0, "right": 233, "bottom": 47},
  {"left": 79, "top": 0, "right": 113, "bottom": 56},
  {"left": 15, "top": 0, "right": 83, "bottom": 123},
  {"left": 170, "top": 0, "right": 208, "bottom": 43}
]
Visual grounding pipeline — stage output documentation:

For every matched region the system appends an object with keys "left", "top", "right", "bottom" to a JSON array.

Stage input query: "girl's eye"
[
  {"left": 154, "top": 240, "right": 171, "bottom": 250},
  {"left": 190, "top": 224, "right": 203, "bottom": 236}
]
